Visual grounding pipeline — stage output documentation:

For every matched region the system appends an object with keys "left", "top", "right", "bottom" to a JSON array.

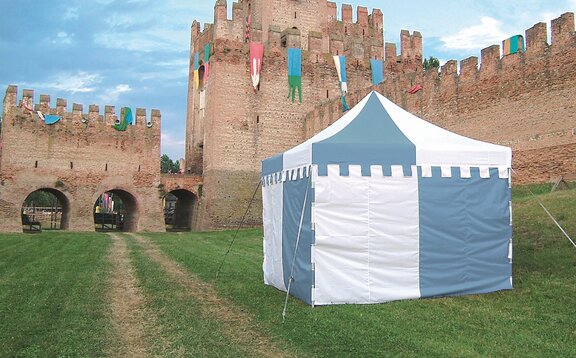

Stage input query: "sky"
[{"left": 0, "top": 1, "right": 574, "bottom": 160}]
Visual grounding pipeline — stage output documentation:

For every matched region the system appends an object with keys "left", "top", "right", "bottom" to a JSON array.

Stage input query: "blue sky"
[{"left": 1, "top": 0, "right": 574, "bottom": 160}]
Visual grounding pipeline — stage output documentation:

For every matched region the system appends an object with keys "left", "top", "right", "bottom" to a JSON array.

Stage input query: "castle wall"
[
  {"left": 0, "top": 86, "right": 165, "bottom": 232},
  {"left": 188, "top": 3, "right": 575, "bottom": 230},
  {"left": 305, "top": 12, "right": 576, "bottom": 184}
]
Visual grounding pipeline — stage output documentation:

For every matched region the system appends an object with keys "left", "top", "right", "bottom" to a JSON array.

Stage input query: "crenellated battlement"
[
  {"left": 302, "top": 12, "right": 576, "bottom": 185},
  {"left": 2, "top": 85, "right": 161, "bottom": 130},
  {"left": 433, "top": 12, "right": 575, "bottom": 81},
  {"left": 192, "top": 0, "right": 385, "bottom": 61}
]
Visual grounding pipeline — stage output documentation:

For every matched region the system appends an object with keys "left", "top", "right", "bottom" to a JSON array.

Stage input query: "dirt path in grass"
[
  {"left": 107, "top": 233, "right": 170, "bottom": 357},
  {"left": 130, "top": 233, "right": 292, "bottom": 358}
]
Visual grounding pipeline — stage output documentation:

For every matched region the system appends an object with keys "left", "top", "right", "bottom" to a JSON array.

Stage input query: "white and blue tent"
[{"left": 261, "top": 91, "right": 513, "bottom": 306}]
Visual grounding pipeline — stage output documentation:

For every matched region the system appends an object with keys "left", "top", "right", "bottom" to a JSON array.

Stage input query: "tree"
[
  {"left": 160, "top": 154, "right": 180, "bottom": 173},
  {"left": 24, "top": 190, "right": 59, "bottom": 207},
  {"left": 423, "top": 56, "right": 440, "bottom": 71}
]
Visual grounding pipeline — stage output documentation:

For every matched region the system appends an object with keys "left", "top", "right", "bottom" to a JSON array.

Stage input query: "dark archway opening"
[
  {"left": 164, "top": 189, "right": 196, "bottom": 232},
  {"left": 198, "top": 65, "right": 206, "bottom": 90},
  {"left": 93, "top": 189, "right": 138, "bottom": 232},
  {"left": 21, "top": 188, "right": 70, "bottom": 233}
]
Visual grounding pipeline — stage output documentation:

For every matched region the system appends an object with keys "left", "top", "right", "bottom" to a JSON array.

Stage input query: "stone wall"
[
  {"left": 0, "top": 86, "right": 165, "bottom": 232},
  {"left": 187, "top": 2, "right": 575, "bottom": 230}
]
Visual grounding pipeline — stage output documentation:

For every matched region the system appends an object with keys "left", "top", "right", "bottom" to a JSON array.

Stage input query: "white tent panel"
[
  {"left": 375, "top": 92, "right": 511, "bottom": 167},
  {"left": 262, "top": 182, "right": 286, "bottom": 291},
  {"left": 313, "top": 170, "right": 420, "bottom": 305},
  {"left": 314, "top": 234, "right": 371, "bottom": 305},
  {"left": 367, "top": 173, "right": 420, "bottom": 302}
]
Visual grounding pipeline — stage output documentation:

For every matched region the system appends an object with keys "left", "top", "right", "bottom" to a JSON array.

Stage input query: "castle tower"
[{"left": 185, "top": 0, "right": 391, "bottom": 230}]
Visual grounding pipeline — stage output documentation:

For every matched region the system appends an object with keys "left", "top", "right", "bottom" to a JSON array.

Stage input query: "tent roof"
[{"left": 263, "top": 91, "right": 511, "bottom": 175}]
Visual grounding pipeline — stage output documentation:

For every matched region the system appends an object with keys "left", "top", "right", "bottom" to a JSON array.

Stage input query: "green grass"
[
  {"left": 0, "top": 232, "right": 111, "bottom": 357},
  {"left": 122, "top": 234, "right": 249, "bottom": 357},
  {"left": 144, "top": 185, "right": 576, "bottom": 357},
  {"left": 0, "top": 184, "right": 574, "bottom": 357}
]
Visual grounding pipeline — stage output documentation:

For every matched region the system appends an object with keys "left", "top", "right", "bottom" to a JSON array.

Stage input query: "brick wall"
[
  {"left": 188, "top": 2, "right": 575, "bottom": 230},
  {"left": 0, "top": 86, "right": 165, "bottom": 232}
]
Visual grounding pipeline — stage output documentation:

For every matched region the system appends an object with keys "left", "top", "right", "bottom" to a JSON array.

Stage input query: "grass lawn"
[
  {"left": 144, "top": 184, "right": 576, "bottom": 357},
  {"left": 0, "top": 184, "right": 574, "bottom": 357},
  {"left": 123, "top": 234, "right": 250, "bottom": 357},
  {"left": 0, "top": 232, "right": 111, "bottom": 357}
]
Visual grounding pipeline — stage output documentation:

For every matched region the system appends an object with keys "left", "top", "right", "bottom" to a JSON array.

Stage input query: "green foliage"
[
  {"left": 24, "top": 190, "right": 59, "bottom": 207},
  {"left": 423, "top": 56, "right": 440, "bottom": 70},
  {"left": 160, "top": 154, "right": 180, "bottom": 174}
]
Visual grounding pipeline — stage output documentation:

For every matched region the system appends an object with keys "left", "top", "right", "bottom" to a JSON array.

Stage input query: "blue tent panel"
[
  {"left": 262, "top": 153, "right": 284, "bottom": 176},
  {"left": 282, "top": 177, "right": 314, "bottom": 305},
  {"left": 418, "top": 167, "right": 512, "bottom": 297},
  {"left": 312, "top": 92, "right": 416, "bottom": 176}
]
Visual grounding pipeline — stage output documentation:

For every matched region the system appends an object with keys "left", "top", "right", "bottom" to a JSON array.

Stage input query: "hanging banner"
[
  {"left": 370, "top": 59, "right": 384, "bottom": 86},
  {"left": 112, "top": 107, "right": 133, "bottom": 131},
  {"left": 193, "top": 52, "right": 200, "bottom": 89},
  {"left": 204, "top": 43, "right": 212, "bottom": 82},
  {"left": 288, "top": 48, "right": 302, "bottom": 103},
  {"left": 503, "top": 35, "right": 525, "bottom": 56},
  {"left": 333, "top": 55, "right": 349, "bottom": 111},
  {"left": 250, "top": 42, "right": 264, "bottom": 90},
  {"left": 333, "top": 55, "right": 348, "bottom": 93},
  {"left": 37, "top": 111, "right": 62, "bottom": 125}
]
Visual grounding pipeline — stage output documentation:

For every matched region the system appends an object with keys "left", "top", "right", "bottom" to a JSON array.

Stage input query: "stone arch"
[
  {"left": 164, "top": 189, "right": 197, "bottom": 231},
  {"left": 20, "top": 188, "right": 71, "bottom": 231},
  {"left": 93, "top": 189, "right": 139, "bottom": 232}
]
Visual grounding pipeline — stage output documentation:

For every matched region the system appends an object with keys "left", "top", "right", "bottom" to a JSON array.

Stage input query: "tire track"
[
  {"left": 129, "top": 233, "right": 293, "bottom": 358},
  {"left": 107, "top": 233, "right": 171, "bottom": 357}
]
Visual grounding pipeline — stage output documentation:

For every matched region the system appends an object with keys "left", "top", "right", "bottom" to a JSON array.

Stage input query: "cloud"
[
  {"left": 99, "top": 84, "right": 132, "bottom": 103},
  {"left": 441, "top": 17, "right": 507, "bottom": 50},
  {"left": 51, "top": 32, "right": 74, "bottom": 45},
  {"left": 63, "top": 7, "right": 79, "bottom": 20},
  {"left": 93, "top": 28, "right": 189, "bottom": 53},
  {"left": 23, "top": 71, "right": 102, "bottom": 94},
  {"left": 161, "top": 132, "right": 186, "bottom": 159}
]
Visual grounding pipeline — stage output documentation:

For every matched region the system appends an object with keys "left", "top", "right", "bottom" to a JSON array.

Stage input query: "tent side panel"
[
  {"left": 282, "top": 177, "right": 314, "bottom": 305},
  {"left": 418, "top": 167, "right": 512, "bottom": 298},
  {"left": 262, "top": 182, "right": 286, "bottom": 291},
  {"left": 368, "top": 171, "right": 421, "bottom": 303},
  {"left": 313, "top": 166, "right": 371, "bottom": 305},
  {"left": 313, "top": 165, "right": 421, "bottom": 305}
]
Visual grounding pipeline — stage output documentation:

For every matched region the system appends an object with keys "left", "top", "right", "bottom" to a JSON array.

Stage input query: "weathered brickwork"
[
  {"left": 187, "top": 1, "right": 575, "bottom": 230},
  {"left": 0, "top": 86, "right": 202, "bottom": 233}
]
